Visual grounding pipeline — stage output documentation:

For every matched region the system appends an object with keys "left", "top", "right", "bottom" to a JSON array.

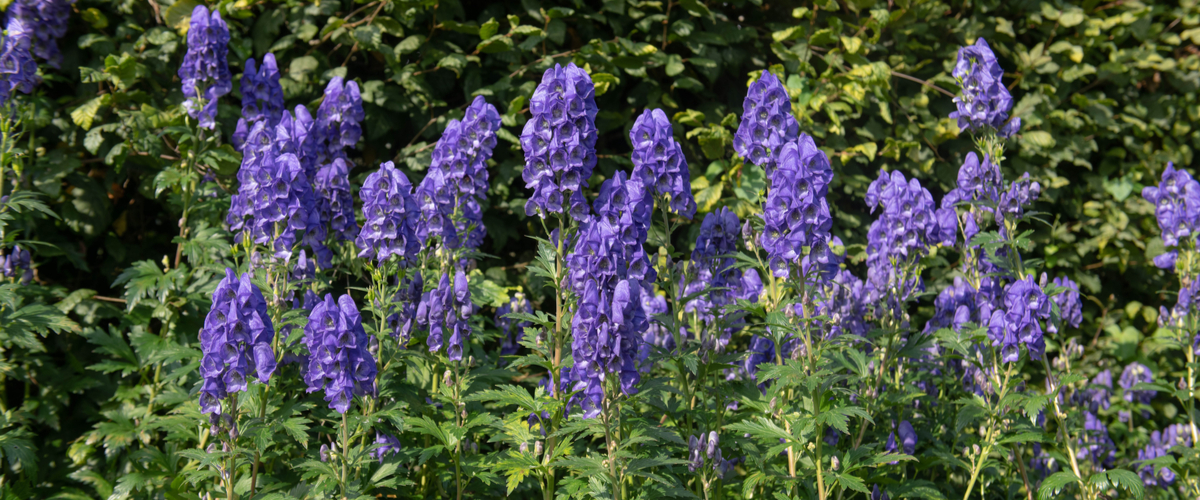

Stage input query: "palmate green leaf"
[
  {"left": 1036, "top": 471, "right": 1081, "bottom": 499},
  {"left": 725, "top": 416, "right": 795, "bottom": 445},
  {"left": 832, "top": 471, "right": 869, "bottom": 494},
  {"left": 464, "top": 384, "right": 540, "bottom": 411},
  {"left": 0, "top": 428, "right": 37, "bottom": 474},
  {"left": 1086, "top": 469, "right": 1144, "bottom": 499},
  {"left": 815, "top": 405, "right": 871, "bottom": 434}
]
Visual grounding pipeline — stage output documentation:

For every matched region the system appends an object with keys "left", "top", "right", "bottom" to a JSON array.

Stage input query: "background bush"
[{"left": 2, "top": 0, "right": 1199, "bottom": 498}]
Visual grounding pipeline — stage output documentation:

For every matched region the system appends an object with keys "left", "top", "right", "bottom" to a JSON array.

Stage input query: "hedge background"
[{"left": 5, "top": 0, "right": 1197, "bottom": 497}]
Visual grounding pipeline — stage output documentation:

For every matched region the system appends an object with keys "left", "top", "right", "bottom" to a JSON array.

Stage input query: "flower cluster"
[
  {"left": 566, "top": 172, "right": 655, "bottom": 292},
  {"left": 759, "top": 134, "right": 834, "bottom": 278},
  {"left": 1159, "top": 278, "right": 1200, "bottom": 354},
  {"left": 520, "top": 63, "right": 599, "bottom": 221},
  {"left": 1141, "top": 162, "right": 1200, "bottom": 269},
  {"left": 496, "top": 292, "right": 532, "bottom": 356},
  {"left": 357, "top": 161, "right": 421, "bottom": 265},
  {"left": 315, "top": 157, "right": 358, "bottom": 243},
  {"left": 276, "top": 106, "right": 318, "bottom": 179},
  {"left": 373, "top": 432, "right": 402, "bottom": 463},
  {"left": 682, "top": 208, "right": 740, "bottom": 321},
  {"left": 734, "top": 70, "right": 798, "bottom": 172},
  {"left": 950, "top": 38, "right": 1019, "bottom": 137},
  {"left": 251, "top": 154, "right": 322, "bottom": 260},
  {"left": 569, "top": 279, "right": 646, "bottom": 418},
  {"left": 638, "top": 293, "right": 676, "bottom": 369},
  {"left": 199, "top": 269, "right": 276, "bottom": 416},
  {"left": 864, "top": 169, "right": 956, "bottom": 299},
  {"left": 943, "top": 152, "right": 1003, "bottom": 224},
  {"left": 1119, "top": 362, "right": 1155, "bottom": 406},
  {"left": 816, "top": 269, "right": 869, "bottom": 339},
  {"left": 1043, "top": 274, "right": 1082, "bottom": 333},
  {"left": 178, "top": 5, "right": 232, "bottom": 129},
  {"left": 0, "top": 245, "right": 32, "bottom": 284},
  {"left": 311, "top": 77, "right": 365, "bottom": 166},
  {"left": 302, "top": 294, "right": 377, "bottom": 413},
  {"left": 985, "top": 276, "right": 1051, "bottom": 362},
  {"left": 925, "top": 277, "right": 981, "bottom": 334},
  {"left": 1077, "top": 410, "right": 1115, "bottom": 467},
  {"left": 884, "top": 420, "right": 917, "bottom": 462},
  {"left": 387, "top": 274, "right": 423, "bottom": 343},
  {"left": 417, "top": 96, "right": 501, "bottom": 250},
  {"left": 686, "top": 431, "right": 733, "bottom": 476},
  {"left": 11, "top": 0, "right": 72, "bottom": 67},
  {"left": 0, "top": 17, "right": 39, "bottom": 107},
  {"left": 419, "top": 269, "right": 473, "bottom": 361},
  {"left": 1072, "top": 369, "right": 1112, "bottom": 413},
  {"left": 232, "top": 54, "right": 285, "bottom": 150},
  {"left": 994, "top": 173, "right": 1041, "bottom": 224},
  {"left": 1136, "top": 429, "right": 1184, "bottom": 489},
  {"left": 629, "top": 108, "right": 694, "bottom": 218}
]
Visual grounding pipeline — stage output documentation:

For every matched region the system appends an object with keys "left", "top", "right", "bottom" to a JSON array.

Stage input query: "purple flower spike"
[
  {"left": 759, "top": 134, "right": 834, "bottom": 278},
  {"left": 1119, "top": 362, "right": 1155, "bottom": 406},
  {"left": 1143, "top": 162, "right": 1200, "bottom": 266},
  {"left": 520, "top": 63, "right": 599, "bottom": 221},
  {"left": 418, "top": 267, "right": 474, "bottom": 361},
  {"left": 373, "top": 432, "right": 402, "bottom": 463},
  {"left": 178, "top": 5, "right": 232, "bottom": 129},
  {"left": 630, "top": 108, "right": 694, "bottom": 218},
  {"left": 233, "top": 54, "right": 285, "bottom": 150},
  {"left": 496, "top": 292, "right": 533, "bottom": 356},
  {"left": 0, "top": 245, "right": 33, "bottom": 285},
  {"left": 864, "top": 169, "right": 956, "bottom": 312},
  {"left": 357, "top": 161, "right": 421, "bottom": 265},
  {"left": 303, "top": 294, "right": 377, "bottom": 413},
  {"left": 418, "top": 95, "right": 501, "bottom": 250},
  {"left": 312, "top": 76, "right": 365, "bottom": 165},
  {"left": 11, "top": 0, "right": 72, "bottom": 68},
  {"left": 0, "top": 17, "right": 40, "bottom": 106},
  {"left": 950, "top": 38, "right": 1018, "bottom": 137},
  {"left": 734, "top": 70, "right": 798, "bottom": 173},
  {"left": 315, "top": 157, "right": 359, "bottom": 244},
  {"left": 199, "top": 269, "right": 276, "bottom": 416}
]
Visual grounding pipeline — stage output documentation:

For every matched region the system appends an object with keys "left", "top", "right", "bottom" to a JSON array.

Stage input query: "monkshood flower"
[
  {"left": 496, "top": 292, "right": 532, "bottom": 356},
  {"left": 1142, "top": 162, "right": 1200, "bottom": 269},
  {"left": 1077, "top": 410, "right": 1115, "bottom": 467},
  {"left": 11, "top": 0, "right": 72, "bottom": 68},
  {"left": 315, "top": 157, "right": 359, "bottom": 243},
  {"left": 226, "top": 120, "right": 274, "bottom": 237},
  {"left": 0, "top": 17, "right": 39, "bottom": 107},
  {"left": 741, "top": 334, "right": 800, "bottom": 382},
  {"left": 629, "top": 108, "right": 695, "bottom": 218},
  {"left": 311, "top": 76, "right": 365, "bottom": 165},
  {"left": 682, "top": 208, "right": 741, "bottom": 324},
  {"left": 986, "top": 275, "right": 1051, "bottom": 362},
  {"left": 637, "top": 292, "right": 676, "bottom": 371},
  {"left": 759, "top": 134, "right": 834, "bottom": 277},
  {"left": 417, "top": 96, "right": 501, "bottom": 250},
  {"left": 687, "top": 431, "right": 733, "bottom": 476},
  {"left": 1028, "top": 443, "right": 1059, "bottom": 481},
  {"left": 1072, "top": 369, "right": 1112, "bottom": 413},
  {"left": 1137, "top": 430, "right": 1176, "bottom": 489},
  {"left": 950, "top": 38, "right": 1020, "bottom": 137},
  {"left": 387, "top": 274, "right": 423, "bottom": 343},
  {"left": 520, "top": 63, "right": 599, "bottom": 221},
  {"left": 1040, "top": 273, "right": 1082, "bottom": 333},
  {"left": 1159, "top": 278, "right": 1200, "bottom": 354},
  {"left": 864, "top": 169, "right": 956, "bottom": 307},
  {"left": 178, "top": 5, "right": 232, "bottom": 129},
  {"left": 1163, "top": 423, "right": 1194, "bottom": 448},
  {"left": 871, "top": 485, "right": 891, "bottom": 500},
  {"left": 1119, "top": 362, "right": 1156, "bottom": 405},
  {"left": 734, "top": 70, "right": 798, "bottom": 172},
  {"left": 0, "top": 245, "right": 32, "bottom": 284},
  {"left": 373, "top": 432, "right": 402, "bottom": 463},
  {"left": 994, "top": 173, "right": 1041, "bottom": 224},
  {"left": 943, "top": 152, "right": 1003, "bottom": 219},
  {"left": 248, "top": 153, "right": 323, "bottom": 260},
  {"left": 925, "top": 277, "right": 980, "bottom": 334},
  {"left": 276, "top": 105, "right": 318, "bottom": 180},
  {"left": 357, "top": 161, "right": 421, "bottom": 265},
  {"left": 817, "top": 269, "right": 869, "bottom": 339},
  {"left": 303, "top": 294, "right": 377, "bottom": 413},
  {"left": 419, "top": 269, "right": 472, "bottom": 361},
  {"left": 566, "top": 172, "right": 656, "bottom": 292},
  {"left": 232, "top": 54, "right": 285, "bottom": 150},
  {"left": 199, "top": 269, "right": 276, "bottom": 415},
  {"left": 884, "top": 420, "right": 917, "bottom": 463},
  {"left": 568, "top": 279, "right": 646, "bottom": 418}
]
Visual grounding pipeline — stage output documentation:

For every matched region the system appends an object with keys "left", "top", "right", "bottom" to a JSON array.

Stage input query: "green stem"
[
  {"left": 341, "top": 411, "right": 349, "bottom": 498},
  {"left": 249, "top": 382, "right": 268, "bottom": 496}
]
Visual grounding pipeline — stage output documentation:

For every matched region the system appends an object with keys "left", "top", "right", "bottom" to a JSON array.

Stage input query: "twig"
[
  {"left": 890, "top": 70, "right": 956, "bottom": 97},
  {"left": 92, "top": 295, "right": 127, "bottom": 304}
]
